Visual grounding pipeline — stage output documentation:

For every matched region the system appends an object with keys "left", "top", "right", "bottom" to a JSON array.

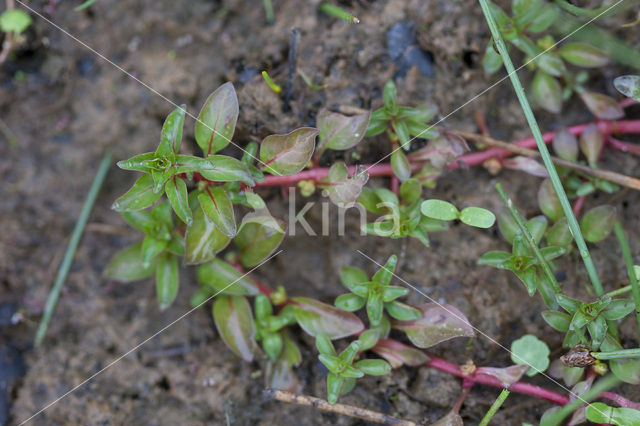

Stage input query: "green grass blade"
[
  {"left": 34, "top": 150, "right": 112, "bottom": 346},
  {"left": 613, "top": 221, "right": 640, "bottom": 342},
  {"left": 479, "top": 389, "right": 510, "bottom": 426},
  {"left": 478, "top": 0, "right": 604, "bottom": 296}
]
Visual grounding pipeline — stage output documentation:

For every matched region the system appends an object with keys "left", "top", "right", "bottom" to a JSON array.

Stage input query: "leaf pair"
[{"left": 316, "top": 335, "right": 390, "bottom": 404}]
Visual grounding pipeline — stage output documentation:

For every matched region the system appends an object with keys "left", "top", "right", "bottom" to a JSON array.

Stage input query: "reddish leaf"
[
  {"left": 195, "top": 82, "right": 239, "bottom": 156},
  {"left": 291, "top": 297, "right": 364, "bottom": 339},
  {"left": 580, "top": 92, "right": 624, "bottom": 120},
  {"left": 212, "top": 295, "right": 257, "bottom": 362},
  {"left": 317, "top": 108, "right": 370, "bottom": 151},
  {"left": 393, "top": 303, "right": 474, "bottom": 348},
  {"left": 371, "top": 339, "right": 430, "bottom": 368},
  {"left": 476, "top": 364, "right": 530, "bottom": 387},
  {"left": 321, "top": 163, "right": 369, "bottom": 208},
  {"left": 260, "top": 128, "right": 318, "bottom": 175}
]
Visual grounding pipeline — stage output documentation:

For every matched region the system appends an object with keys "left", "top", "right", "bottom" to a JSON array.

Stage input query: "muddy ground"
[{"left": 1, "top": 0, "right": 639, "bottom": 425}]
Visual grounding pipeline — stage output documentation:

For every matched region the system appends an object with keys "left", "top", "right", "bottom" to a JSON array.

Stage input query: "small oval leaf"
[
  {"left": 317, "top": 108, "right": 370, "bottom": 151},
  {"left": 198, "top": 187, "right": 236, "bottom": 238},
  {"left": 195, "top": 82, "right": 239, "bottom": 156},
  {"left": 196, "top": 258, "right": 260, "bottom": 295},
  {"left": 213, "top": 295, "right": 257, "bottom": 362},
  {"left": 291, "top": 297, "right": 364, "bottom": 339},
  {"left": 104, "top": 241, "right": 156, "bottom": 282},
  {"left": 260, "top": 128, "right": 318, "bottom": 176},
  {"left": 393, "top": 303, "right": 474, "bottom": 348}
]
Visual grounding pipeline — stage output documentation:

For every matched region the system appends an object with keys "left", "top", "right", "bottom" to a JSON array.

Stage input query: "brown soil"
[{"left": 1, "top": 1, "right": 639, "bottom": 425}]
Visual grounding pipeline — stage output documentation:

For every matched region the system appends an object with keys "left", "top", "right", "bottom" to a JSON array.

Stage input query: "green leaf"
[
  {"left": 527, "top": 215, "right": 548, "bottom": 244},
  {"left": 334, "top": 293, "right": 366, "bottom": 312},
  {"left": 558, "top": 42, "right": 608, "bottom": 68},
  {"left": 0, "top": 9, "right": 32, "bottom": 34},
  {"left": 156, "top": 252, "right": 179, "bottom": 310},
  {"left": 580, "top": 92, "right": 624, "bottom": 120},
  {"left": 316, "top": 335, "right": 336, "bottom": 356},
  {"left": 391, "top": 150, "right": 411, "bottom": 181},
  {"left": 540, "top": 246, "right": 567, "bottom": 261},
  {"left": 291, "top": 297, "right": 364, "bottom": 339},
  {"left": 383, "top": 80, "right": 397, "bottom": 113},
  {"left": 537, "top": 179, "right": 563, "bottom": 222},
  {"left": 326, "top": 373, "right": 343, "bottom": 404},
  {"left": 400, "top": 179, "right": 421, "bottom": 205},
  {"left": 165, "top": 177, "right": 192, "bottom": 225},
  {"left": 141, "top": 235, "right": 168, "bottom": 268},
  {"left": 392, "top": 120, "right": 411, "bottom": 150},
  {"left": 526, "top": 3, "right": 558, "bottom": 32},
  {"left": 602, "top": 299, "right": 635, "bottom": 320},
  {"left": 197, "top": 155, "right": 257, "bottom": 185},
  {"left": 358, "top": 188, "right": 384, "bottom": 213},
  {"left": 198, "top": 187, "right": 236, "bottom": 238},
  {"left": 532, "top": 71, "right": 562, "bottom": 114},
  {"left": 587, "top": 315, "right": 607, "bottom": 348},
  {"left": 557, "top": 294, "right": 582, "bottom": 315},
  {"left": 546, "top": 217, "right": 573, "bottom": 247},
  {"left": 317, "top": 108, "right": 370, "bottom": 151},
  {"left": 459, "top": 207, "right": 496, "bottom": 228},
  {"left": 234, "top": 217, "right": 286, "bottom": 267},
  {"left": 371, "top": 339, "right": 430, "bottom": 368},
  {"left": 393, "top": 303, "right": 474, "bottom": 348},
  {"left": 535, "top": 52, "right": 566, "bottom": 77},
  {"left": 104, "top": 241, "right": 156, "bottom": 282},
  {"left": 586, "top": 402, "right": 640, "bottom": 426},
  {"left": 156, "top": 105, "right": 186, "bottom": 160},
  {"left": 196, "top": 258, "right": 259, "bottom": 295},
  {"left": 366, "top": 291, "right": 384, "bottom": 326},
  {"left": 510, "top": 334, "right": 550, "bottom": 377},
  {"left": 580, "top": 205, "right": 616, "bottom": 243},
  {"left": 184, "top": 207, "right": 230, "bottom": 264},
  {"left": 321, "top": 163, "right": 369, "bottom": 208},
  {"left": 483, "top": 41, "right": 503, "bottom": 74},
  {"left": 497, "top": 210, "right": 518, "bottom": 244},
  {"left": 372, "top": 255, "right": 397, "bottom": 286},
  {"left": 541, "top": 310, "right": 571, "bottom": 332},
  {"left": 195, "top": 82, "right": 239, "bottom": 156},
  {"left": 260, "top": 128, "right": 318, "bottom": 176},
  {"left": 212, "top": 295, "right": 257, "bottom": 362},
  {"left": 477, "top": 251, "right": 511, "bottom": 268},
  {"left": 358, "top": 330, "right": 380, "bottom": 351},
  {"left": 382, "top": 286, "right": 408, "bottom": 302},
  {"left": 552, "top": 128, "right": 578, "bottom": 162},
  {"left": 112, "top": 174, "right": 163, "bottom": 212},
  {"left": 420, "top": 199, "right": 459, "bottom": 221},
  {"left": 354, "top": 359, "right": 391, "bottom": 376},
  {"left": 602, "top": 336, "right": 640, "bottom": 384},
  {"left": 263, "top": 332, "right": 283, "bottom": 361},
  {"left": 614, "top": 75, "right": 640, "bottom": 102},
  {"left": 117, "top": 152, "right": 157, "bottom": 173},
  {"left": 384, "top": 300, "right": 421, "bottom": 321},
  {"left": 339, "top": 266, "right": 370, "bottom": 292}
]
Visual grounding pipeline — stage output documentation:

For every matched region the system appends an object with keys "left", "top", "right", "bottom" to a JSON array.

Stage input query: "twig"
[
  {"left": 265, "top": 389, "right": 416, "bottom": 425},
  {"left": 454, "top": 130, "right": 640, "bottom": 192},
  {"left": 34, "top": 150, "right": 112, "bottom": 346}
]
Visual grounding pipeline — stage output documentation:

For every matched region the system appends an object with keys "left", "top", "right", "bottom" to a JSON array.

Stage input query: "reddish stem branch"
[
  {"left": 607, "top": 136, "right": 640, "bottom": 156},
  {"left": 573, "top": 196, "right": 586, "bottom": 217},
  {"left": 423, "top": 353, "right": 570, "bottom": 405},
  {"left": 455, "top": 120, "right": 640, "bottom": 168}
]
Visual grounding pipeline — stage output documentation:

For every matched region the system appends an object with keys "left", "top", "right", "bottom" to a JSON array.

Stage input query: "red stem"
[
  {"left": 422, "top": 352, "right": 570, "bottom": 405},
  {"left": 250, "top": 119, "right": 640, "bottom": 188}
]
